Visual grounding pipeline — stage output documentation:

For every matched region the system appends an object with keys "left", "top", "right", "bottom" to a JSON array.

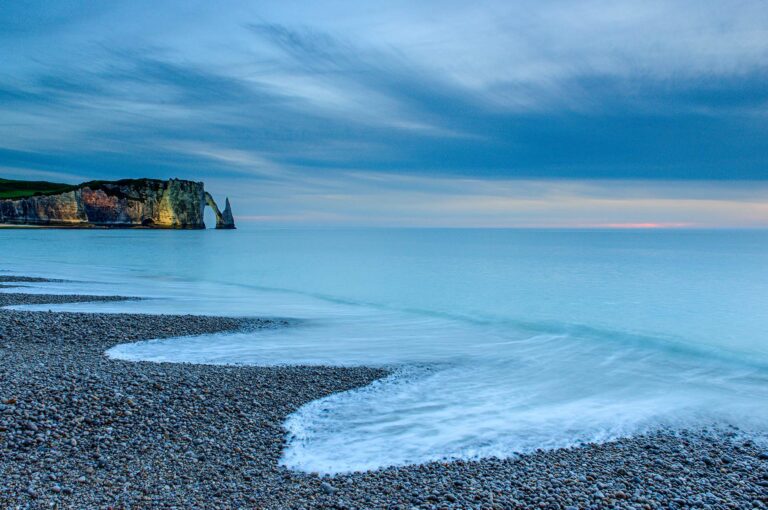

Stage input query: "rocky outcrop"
[
  {"left": 220, "top": 198, "right": 235, "bottom": 229},
  {"left": 0, "top": 178, "right": 234, "bottom": 229},
  {"left": 204, "top": 193, "right": 236, "bottom": 229}
]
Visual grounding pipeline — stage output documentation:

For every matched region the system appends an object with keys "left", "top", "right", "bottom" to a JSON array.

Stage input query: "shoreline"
[{"left": 1, "top": 280, "right": 766, "bottom": 508}]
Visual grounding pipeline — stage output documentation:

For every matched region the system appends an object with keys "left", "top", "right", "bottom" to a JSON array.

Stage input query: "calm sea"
[{"left": 3, "top": 227, "right": 768, "bottom": 473}]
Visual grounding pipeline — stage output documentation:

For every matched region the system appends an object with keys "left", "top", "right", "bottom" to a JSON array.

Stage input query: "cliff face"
[
  {"left": 0, "top": 190, "right": 86, "bottom": 226},
  {"left": 0, "top": 179, "right": 210, "bottom": 228}
]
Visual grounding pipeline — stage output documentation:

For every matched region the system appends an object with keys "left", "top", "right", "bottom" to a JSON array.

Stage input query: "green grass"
[
  {"left": 0, "top": 178, "right": 77, "bottom": 199},
  {"left": 0, "top": 177, "right": 173, "bottom": 200}
]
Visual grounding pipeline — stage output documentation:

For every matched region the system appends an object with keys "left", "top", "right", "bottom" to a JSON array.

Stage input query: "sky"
[{"left": 1, "top": 0, "right": 767, "bottom": 227}]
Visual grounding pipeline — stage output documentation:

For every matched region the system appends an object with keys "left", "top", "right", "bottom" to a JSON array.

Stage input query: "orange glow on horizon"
[{"left": 585, "top": 222, "right": 695, "bottom": 229}]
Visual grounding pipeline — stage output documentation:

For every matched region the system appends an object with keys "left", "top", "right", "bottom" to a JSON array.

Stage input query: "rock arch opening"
[{"left": 204, "top": 192, "right": 236, "bottom": 229}]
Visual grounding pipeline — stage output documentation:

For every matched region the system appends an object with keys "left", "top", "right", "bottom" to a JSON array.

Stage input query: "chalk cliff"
[{"left": 0, "top": 178, "right": 235, "bottom": 229}]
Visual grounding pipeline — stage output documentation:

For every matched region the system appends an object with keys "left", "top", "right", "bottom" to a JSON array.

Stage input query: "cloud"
[
  {"left": 205, "top": 170, "right": 768, "bottom": 227},
  {"left": 1, "top": 1, "right": 767, "bottom": 225}
]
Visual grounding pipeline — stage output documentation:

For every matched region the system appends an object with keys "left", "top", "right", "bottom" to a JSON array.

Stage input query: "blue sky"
[{"left": 1, "top": 0, "right": 767, "bottom": 227}]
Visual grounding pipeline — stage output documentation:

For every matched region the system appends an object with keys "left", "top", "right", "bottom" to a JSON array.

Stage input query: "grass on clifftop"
[
  {"left": 0, "top": 178, "right": 170, "bottom": 199},
  {"left": 0, "top": 178, "right": 75, "bottom": 199}
]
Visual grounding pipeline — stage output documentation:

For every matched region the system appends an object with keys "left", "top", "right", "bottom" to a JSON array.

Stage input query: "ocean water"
[{"left": 2, "top": 227, "right": 768, "bottom": 473}]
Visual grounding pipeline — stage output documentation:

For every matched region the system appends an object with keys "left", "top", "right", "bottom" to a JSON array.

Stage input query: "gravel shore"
[
  {"left": 0, "top": 276, "right": 65, "bottom": 283},
  {"left": 1, "top": 280, "right": 767, "bottom": 509}
]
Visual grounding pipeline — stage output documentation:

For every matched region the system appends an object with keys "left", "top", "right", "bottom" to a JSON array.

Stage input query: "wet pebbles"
[
  {"left": 0, "top": 276, "right": 64, "bottom": 283},
  {"left": 1, "top": 284, "right": 766, "bottom": 509}
]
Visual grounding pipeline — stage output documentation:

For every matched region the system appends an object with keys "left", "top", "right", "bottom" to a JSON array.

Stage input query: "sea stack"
[{"left": 219, "top": 198, "right": 236, "bottom": 229}]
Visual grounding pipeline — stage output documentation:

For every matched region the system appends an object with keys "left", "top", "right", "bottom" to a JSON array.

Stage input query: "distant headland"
[{"left": 0, "top": 178, "right": 235, "bottom": 229}]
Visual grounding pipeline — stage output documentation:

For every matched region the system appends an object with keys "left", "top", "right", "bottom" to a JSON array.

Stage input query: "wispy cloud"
[
  {"left": 1, "top": 0, "right": 767, "bottom": 225},
  {"left": 202, "top": 170, "right": 768, "bottom": 228}
]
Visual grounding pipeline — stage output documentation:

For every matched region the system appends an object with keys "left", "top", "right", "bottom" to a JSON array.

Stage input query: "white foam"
[{"left": 105, "top": 314, "right": 768, "bottom": 474}]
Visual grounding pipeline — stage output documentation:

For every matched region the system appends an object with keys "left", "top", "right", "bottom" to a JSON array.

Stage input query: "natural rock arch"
[{"left": 204, "top": 192, "right": 236, "bottom": 229}]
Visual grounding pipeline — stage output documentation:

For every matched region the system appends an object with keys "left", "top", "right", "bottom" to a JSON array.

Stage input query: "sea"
[{"left": 2, "top": 227, "right": 767, "bottom": 473}]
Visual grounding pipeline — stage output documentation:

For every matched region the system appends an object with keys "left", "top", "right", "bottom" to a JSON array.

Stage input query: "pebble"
[
  {"left": 321, "top": 482, "right": 337, "bottom": 495},
  {"left": 1, "top": 284, "right": 766, "bottom": 509}
]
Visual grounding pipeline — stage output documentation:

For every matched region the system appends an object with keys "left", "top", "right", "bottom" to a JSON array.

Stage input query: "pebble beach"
[{"left": 1, "top": 277, "right": 767, "bottom": 509}]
